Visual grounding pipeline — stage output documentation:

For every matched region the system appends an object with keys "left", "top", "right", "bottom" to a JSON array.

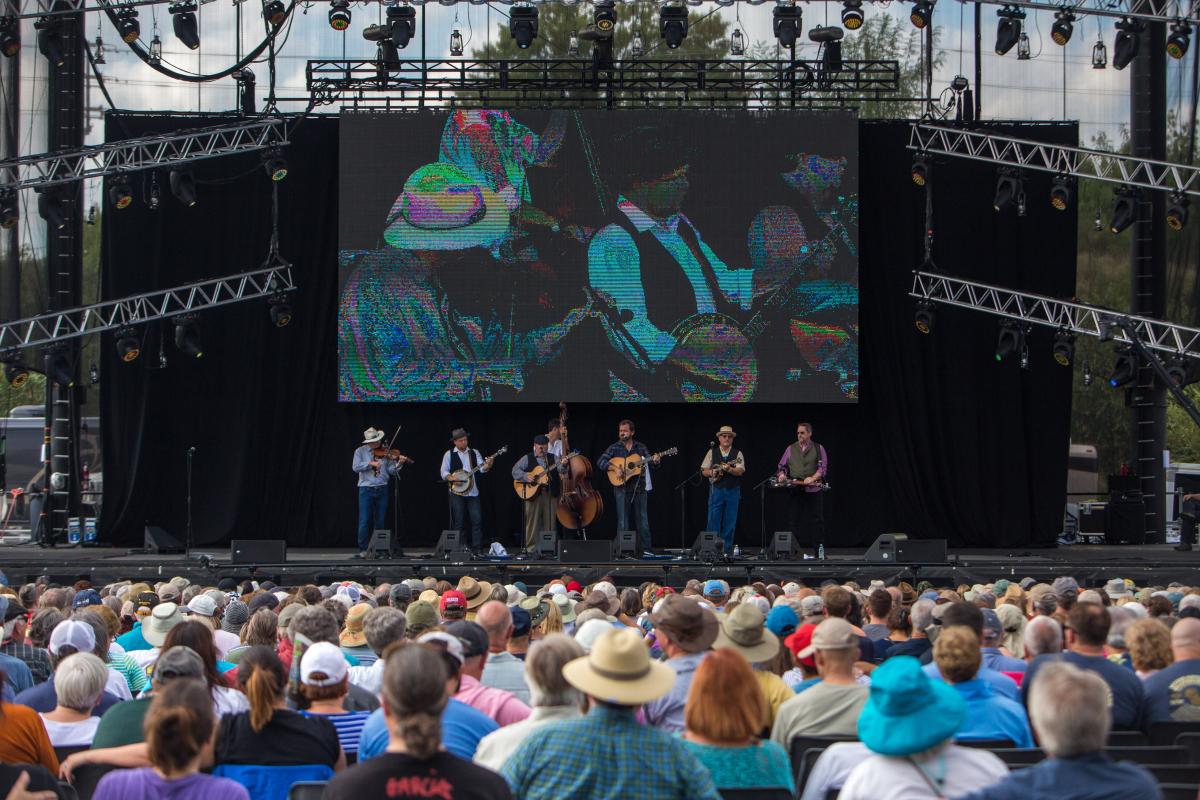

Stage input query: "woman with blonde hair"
[
  {"left": 534, "top": 599, "right": 562, "bottom": 639},
  {"left": 1126, "top": 618, "right": 1173, "bottom": 679}
]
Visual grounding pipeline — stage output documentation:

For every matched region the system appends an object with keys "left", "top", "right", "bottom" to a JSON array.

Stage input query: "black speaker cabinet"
[
  {"left": 896, "top": 538, "right": 947, "bottom": 562},
  {"left": 615, "top": 530, "right": 638, "bottom": 557},
  {"left": 558, "top": 539, "right": 613, "bottom": 562},
  {"left": 435, "top": 530, "right": 469, "bottom": 558},
  {"left": 230, "top": 539, "right": 287, "bottom": 564},
  {"left": 863, "top": 533, "right": 903, "bottom": 562},
  {"left": 144, "top": 526, "right": 184, "bottom": 554},
  {"left": 767, "top": 531, "right": 800, "bottom": 559},
  {"left": 691, "top": 531, "right": 724, "bottom": 559},
  {"left": 1105, "top": 500, "right": 1146, "bottom": 545},
  {"left": 534, "top": 530, "right": 558, "bottom": 558}
]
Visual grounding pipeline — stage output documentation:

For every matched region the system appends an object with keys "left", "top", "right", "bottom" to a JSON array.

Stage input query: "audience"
[
  {"left": 884, "top": 599, "right": 934, "bottom": 659},
  {"left": 298, "top": 641, "right": 371, "bottom": 759},
  {"left": 38, "top": 652, "right": 107, "bottom": 746},
  {"left": 0, "top": 673, "right": 60, "bottom": 773},
  {"left": 476, "top": 601, "right": 531, "bottom": 705},
  {"left": 1024, "top": 614, "right": 1064, "bottom": 660},
  {"left": 159, "top": 621, "right": 248, "bottom": 716},
  {"left": 445, "top": 621, "right": 531, "bottom": 726},
  {"left": 1125, "top": 618, "right": 1173, "bottom": 679},
  {"left": 932, "top": 626, "right": 1033, "bottom": 747},
  {"left": 1, "top": 599, "right": 52, "bottom": 685},
  {"left": 712, "top": 604, "right": 792, "bottom": 725},
  {"left": 1143, "top": 616, "right": 1200, "bottom": 722},
  {"left": 346, "top": 607, "right": 405, "bottom": 695},
  {"left": 773, "top": 618, "right": 869, "bottom": 744},
  {"left": 91, "top": 646, "right": 205, "bottom": 749},
  {"left": 643, "top": 595, "right": 717, "bottom": 732},
  {"left": 14, "top": 619, "right": 123, "bottom": 716}
]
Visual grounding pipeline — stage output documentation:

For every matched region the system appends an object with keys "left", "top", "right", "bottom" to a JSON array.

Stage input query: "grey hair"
[
  {"left": 290, "top": 605, "right": 340, "bottom": 645},
  {"left": 1024, "top": 615, "right": 1064, "bottom": 658},
  {"left": 53, "top": 652, "right": 108, "bottom": 712},
  {"left": 1028, "top": 661, "right": 1109, "bottom": 757},
  {"left": 1106, "top": 606, "right": 1135, "bottom": 649},
  {"left": 910, "top": 599, "right": 935, "bottom": 632},
  {"left": 525, "top": 633, "right": 585, "bottom": 708},
  {"left": 363, "top": 607, "right": 407, "bottom": 656},
  {"left": 1180, "top": 595, "right": 1200, "bottom": 612}
]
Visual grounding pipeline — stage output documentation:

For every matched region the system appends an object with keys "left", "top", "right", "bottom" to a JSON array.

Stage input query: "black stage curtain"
[{"left": 100, "top": 114, "right": 1076, "bottom": 551}]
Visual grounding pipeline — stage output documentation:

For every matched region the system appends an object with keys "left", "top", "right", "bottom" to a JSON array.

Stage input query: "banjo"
[{"left": 447, "top": 446, "right": 507, "bottom": 496}]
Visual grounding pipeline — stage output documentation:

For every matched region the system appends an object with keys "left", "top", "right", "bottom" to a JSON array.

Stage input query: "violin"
[{"left": 372, "top": 426, "right": 412, "bottom": 477}]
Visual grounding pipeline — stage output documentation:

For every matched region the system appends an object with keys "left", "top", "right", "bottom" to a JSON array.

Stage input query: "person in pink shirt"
[
  {"left": 774, "top": 422, "right": 829, "bottom": 552},
  {"left": 441, "top": 622, "right": 531, "bottom": 727}
]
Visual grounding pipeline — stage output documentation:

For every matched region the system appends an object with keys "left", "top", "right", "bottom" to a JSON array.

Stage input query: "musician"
[
  {"left": 440, "top": 428, "right": 495, "bottom": 551},
  {"left": 775, "top": 422, "right": 828, "bottom": 551},
  {"left": 352, "top": 427, "right": 409, "bottom": 558},
  {"left": 1176, "top": 492, "right": 1200, "bottom": 551},
  {"left": 596, "top": 419, "right": 660, "bottom": 555},
  {"left": 546, "top": 418, "right": 565, "bottom": 458},
  {"left": 512, "top": 434, "right": 566, "bottom": 550},
  {"left": 701, "top": 426, "right": 745, "bottom": 552}
]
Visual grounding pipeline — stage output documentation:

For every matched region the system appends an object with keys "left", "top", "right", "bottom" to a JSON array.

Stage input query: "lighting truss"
[
  {"left": 969, "top": 0, "right": 1198, "bottom": 28},
  {"left": 0, "top": 118, "right": 287, "bottom": 194},
  {"left": 0, "top": 263, "right": 294, "bottom": 351},
  {"left": 909, "top": 122, "right": 1200, "bottom": 199},
  {"left": 909, "top": 270, "right": 1200, "bottom": 360}
]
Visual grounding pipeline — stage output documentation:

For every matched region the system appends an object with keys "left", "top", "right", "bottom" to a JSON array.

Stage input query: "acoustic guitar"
[
  {"left": 512, "top": 450, "right": 579, "bottom": 500},
  {"left": 447, "top": 446, "right": 507, "bottom": 496},
  {"left": 606, "top": 448, "right": 678, "bottom": 487}
]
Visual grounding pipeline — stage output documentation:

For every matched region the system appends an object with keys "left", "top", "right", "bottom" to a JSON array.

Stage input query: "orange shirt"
[{"left": 0, "top": 703, "right": 59, "bottom": 774}]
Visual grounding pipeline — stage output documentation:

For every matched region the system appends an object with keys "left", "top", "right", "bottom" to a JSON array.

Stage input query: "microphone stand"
[
  {"left": 750, "top": 474, "right": 774, "bottom": 559},
  {"left": 673, "top": 468, "right": 703, "bottom": 553},
  {"left": 186, "top": 446, "right": 195, "bottom": 560}
]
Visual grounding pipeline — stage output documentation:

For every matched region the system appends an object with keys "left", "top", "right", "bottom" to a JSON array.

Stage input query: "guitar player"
[
  {"left": 596, "top": 419, "right": 661, "bottom": 556},
  {"left": 511, "top": 434, "right": 566, "bottom": 551},
  {"left": 439, "top": 428, "right": 494, "bottom": 551}
]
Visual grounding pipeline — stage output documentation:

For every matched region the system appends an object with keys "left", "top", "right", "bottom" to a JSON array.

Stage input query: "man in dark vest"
[
  {"left": 701, "top": 426, "right": 745, "bottom": 553},
  {"left": 775, "top": 422, "right": 829, "bottom": 551},
  {"left": 439, "top": 428, "right": 494, "bottom": 550},
  {"left": 511, "top": 434, "right": 566, "bottom": 551}
]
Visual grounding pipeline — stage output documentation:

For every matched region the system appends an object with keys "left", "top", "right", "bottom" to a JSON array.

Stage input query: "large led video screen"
[{"left": 338, "top": 110, "right": 858, "bottom": 402}]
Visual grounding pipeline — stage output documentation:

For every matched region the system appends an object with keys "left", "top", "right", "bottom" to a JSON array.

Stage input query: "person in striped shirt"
[{"left": 299, "top": 642, "right": 371, "bottom": 758}]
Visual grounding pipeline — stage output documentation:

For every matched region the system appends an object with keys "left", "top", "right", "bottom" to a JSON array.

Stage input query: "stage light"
[
  {"left": 93, "top": 34, "right": 105, "bottom": 64},
  {"left": 729, "top": 27, "right": 744, "bottom": 55},
  {"left": 387, "top": 4, "right": 416, "bottom": 48},
  {"left": 148, "top": 173, "right": 162, "bottom": 210},
  {"left": 1167, "top": 194, "right": 1190, "bottom": 231},
  {"left": 909, "top": 0, "right": 933, "bottom": 30},
  {"left": 914, "top": 300, "right": 935, "bottom": 334},
  {"left": 1165, "top": 356, "right": 1200, "bottom": 388},
  {"left": 1109, "top": 187, "right": 1138, "bottom": 234},
  {"left": 659, "top": 3, "right": 688, "bottom": 49},
  {"left": 174, "top": 317, "right": 203, "bottom": 358},
  {"left": 995, "top": 321, "right": 1024, "bottom": 362},
  {"left": 268, "top": 295, "right": 292, "bottom": 328},
  {"left": 810, "top": 25, "right": 843, "bottom": 71},
  {"left": 170, "top": 2, "right": 200, "bottom": 50},
  {"left": 0, "top": 17, "right": 20, "bottom": 57},
  {"left": 108, "top": 176, "right": 133, "bottom": 210},
  {"left": 509, "top": 4, "right": 538, "bottom": 49},
  {"left": 566, "top": 29, "right": 578, "bottom": 56},
  {"left": 148, "top": 33, "right": 162, "bottom": 65},
  {"left": 262, "top": 149, "right": 288, "bottom": 182},
  {"left": 328, "top": 0, "right": 350, "bottom": 30},
  {"left": 592, "top": 0, "right": 616, "bottom": 36},
  {"left": 169, "top": 169, "right": 197, "bottom": 207},
  {"left": 911, "top": 154, "right": 930, "bottom": 186},
  {"left": 46, "top": 350, "right": 73, "bottom": 388},
  {"left": 115, "top": 328, "right": 141, "bottom": 363},
  {"left": 1113, "top": 17, "right": 1141, "bottom": 70},
  {"left": 1052, "top": 330, "right": 1075, "bottom": 366},
  {"left": 841, "top": 0, "right": 863, "bottom": 30},
  {"left": 773, "top": 2, "right": 801, "bottom": 48},
  {"left": 116, "top": 8, "right": 140, "bottom": 43},
  {"left": 236, "top": 69, "right": 256, "bottom": 114},
  {"left": 36, "top": 18, "right": 64, "bottom": 67},
  {"left": 0, "top": 191, "right": 18, "bottom": 230},
  {"left": 1109, "top": 347, "right": 1136, "bottom": 388},
  {"left": 1017, "top": 31, "right": 1031, "bottom": 59},
  {"left": 1082, "top": 360, "right": 1093, "bottom": 386},
  {"left": 1, "top": 351, "right": 29, "bottom": 388},
  {"left": 1092, "top": 36, "right": 1107, "bottom": 68},
  {"left": 450, "top": 28, "right": 464, "bottom": 55},
  {"left": 995, "top": 6, "right": 1025, "bottom": 55},
  {"left": 262, "top": 0, "right": 287, "bottom": 26},
  {"left": 37, "top": 190, "right": 66, "bottom": 230},
  {"left": 1167, "top": 21, "right": 1190, "bottom": 60},
  {"left": 1049, "top": 175, "right": 1073, "bottom": 211},
  {"left": 992, "top": 169, "right": 1020, "bottom": 213},
  {"left": 375, "top": 40, "right": 400, "bottom": 69},
  {"left": 630, "top": 30, "right": 644, "bottom": 56},
  {"left": 1051, "top": 8, "right": 1074, "bottom": 45}
]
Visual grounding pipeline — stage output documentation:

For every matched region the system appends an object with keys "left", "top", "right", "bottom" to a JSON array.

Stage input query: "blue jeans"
[
  {"left": 450, "top": 494, "right": 483, "bottom": 549},
  {"left": 613, "top": 484, "right": 651, "bottom": 552},
  {"left": 707, "top": 486, "right": 740, "bottom": 550},
  {"left": 357, "top": 485, "right": 388, "bottom": 551}
]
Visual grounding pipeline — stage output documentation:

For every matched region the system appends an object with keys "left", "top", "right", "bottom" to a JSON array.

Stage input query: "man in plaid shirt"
[{"left": 1, "top": 598, "right": 51, "bottom": 685}]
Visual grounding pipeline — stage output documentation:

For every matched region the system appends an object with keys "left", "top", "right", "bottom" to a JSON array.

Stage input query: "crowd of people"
[{"left": 0, "top": 570, "right": 1197, "bottom": 799}]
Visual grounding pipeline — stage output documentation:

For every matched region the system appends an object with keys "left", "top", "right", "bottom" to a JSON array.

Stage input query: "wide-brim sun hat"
[
  {"left": 362, "top": 427, "right": 385, "bottom": 444},
  {"left": 383, "top": 162, "right": 509, "bottom": 253},
  {"left": 857, "top": 655, "right": 965, "bottom": 756},
  {"left": 563, "top": 627, "right": 675, "bottom": 705},
  {"left": 712, "top": 603, "right": 779, "bottom": 663}
]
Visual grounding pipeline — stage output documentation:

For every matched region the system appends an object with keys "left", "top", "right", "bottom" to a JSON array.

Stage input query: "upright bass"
[{"left": 555, "top": 402, "right": 603, "bottom": 530}]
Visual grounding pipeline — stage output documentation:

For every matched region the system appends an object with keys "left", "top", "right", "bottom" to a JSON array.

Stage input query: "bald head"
[
  {"left": 1172, "top": 617, "right": 1200, "bottom": 661},
  {"left": 475, "top": 600, "right": 513, "bottom": 651}
]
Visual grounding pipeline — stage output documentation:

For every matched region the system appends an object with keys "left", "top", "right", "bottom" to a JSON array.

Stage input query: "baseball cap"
[
  {"left": 277, "top": 603, "right": 302, "bottom": 630},
  {"left": 1052, "top": 576, "right": 1079, "bottom": 595},
  {"left": 799, "top": 595, "right": 825, "bottom": 618},
  {"left": 785, "top": 623, "right": 818, "bottom": 668},
  {"left": 185, "top": 595, "right": 217, "bottom": 618},
  {"left": 49, "top": 619, "right": 96, "bottom": 656},
  {"left": 980, "top": 608, "right": 1003, "bottom": 639},
  {"left": 796, "top": 618, "right": 858, "bottom": 659},
  {"left": 702, "top": 580, "right": 727, "bottom": 598},
  {"left": 389, "top": 584, "right": 413, "bottom": 605},
  {"left": 418, "top": 631, "right": 465, "bottom": 665},
  {"left": 301, "top": 641, "right": 349, "bottom": 686},
  {"left": 158, "top": 584, "right": 181, "bottom": 602},
  {"left": 441, "top": 590, "right": 467, "bottom": 612},
  {"left": 71, "top": 589, "right": 102, "bottom": 610},
  {"left": 445, "top": 621, "right": 489, "bottom": 659},
  {"left": 154, "top": 646, "right": 205, "bottom": 680},
  {"left": 510, "top": 607, "right": 532, "bottom": 638},
  {"left": 135, "top": 592, "right": 160, "bottom": 610},
  {"left": 217, "top": 578, "right": 238, "bottom": 592},
  {"left": 405, "top": 601, "right": 439, "bottom": 631}
]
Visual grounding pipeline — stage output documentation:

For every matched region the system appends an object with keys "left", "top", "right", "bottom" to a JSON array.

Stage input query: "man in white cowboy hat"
[
  {"left": 352, "top": 427, "right": 410, "bottom": 559},
  {"left": 700, "top": 425, "right": 745, "bottom": 552},
  {"left": 500, "top": 627, "right": 721, "bottom": 800}
]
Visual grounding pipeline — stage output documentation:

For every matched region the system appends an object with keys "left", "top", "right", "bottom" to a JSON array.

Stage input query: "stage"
[{"left": 2, "top": 541, "right": 1198, "bottom": 589}]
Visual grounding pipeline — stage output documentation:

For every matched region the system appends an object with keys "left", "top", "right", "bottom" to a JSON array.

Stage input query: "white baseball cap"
[
  {"left": 184, "top": 595, "right": 217, "bottom": 618},
  {"left": 300, "top": 641, "right": 349, "bottom": 687},
  {"left": 49, "top": 619, "right": 96, "bottom": 656},
  {"left": 418, "top": 631, "right": 465, "bottom": 665}
]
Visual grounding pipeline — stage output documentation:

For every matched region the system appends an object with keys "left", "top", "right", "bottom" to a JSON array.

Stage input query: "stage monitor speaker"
[
  {"left": 558, "top": 539, "right": 612, "bottom": 563},
  {"left": 435, "top": 530, "right": 469, "bottom": 558},
  {"left": 691, "top": 531, "right": 724, "bottom": 560},
  {"left": 615, "top": 530, "right": 637, "bottom": 557},
  {"left": 896, "top": 538, "right": 947, "bottom": 562},
  {"left": 863, "top": 533, "right": 905, "bottom": 562},
  {"left": 1105, "top": 500, "right": 1146, "bottom": 545},
  {"left": 144, "top": 526, "right": 184, "bottom": 554},
  {"left": 767, "top": 531, "right": 800, "bottom": 559},
  {"left": 534, "top": 530, "right": 557, "bottom": 558},
  {"left": 231, "top": 539, "right": 286, "bottom": 564},
  {"left": 367, "top": 529, "right": 391, "bottom": 558}
]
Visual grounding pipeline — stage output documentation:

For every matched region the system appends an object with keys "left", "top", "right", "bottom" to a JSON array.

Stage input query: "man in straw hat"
[
  {"left": 500, "top": 627, "right": 721, "bottom": 799},
  {"left": 352, "top": 426, "right": 409, "bottom": 559},
  {"left": 700, "top": 425, "right": 745, "bottom": 553}
]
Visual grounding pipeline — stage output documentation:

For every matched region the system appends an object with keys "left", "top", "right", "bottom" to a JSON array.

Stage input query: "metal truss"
[
  {"left": 0, "top": 118, "right": 287, "bottom": 193},
  {"left": 965, "top": 0, "right": 1199, "bottom": 27},
  {"left": 909, "top": 270, "right": 1200, "bottom": 359},
  {"left": 909, "top": 122, "right": 1200, "bottom": 199},
  {"left": 302, "top": 58, "right": 901, "bottom": 109},
  {"left": 0, "top": 263, "right": 294, "bottom": 352}
]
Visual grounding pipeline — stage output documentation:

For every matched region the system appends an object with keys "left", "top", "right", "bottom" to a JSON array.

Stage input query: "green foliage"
[
  {"left": 838, "top": 14, "right": 944, "bottom": 118},
  {"left": 1168, "top": 384, "right": 1200, "bottom": 465}
]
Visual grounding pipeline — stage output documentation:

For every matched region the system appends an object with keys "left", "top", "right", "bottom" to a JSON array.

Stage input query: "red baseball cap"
[
  {"left": 785, "top": 623, "right": 818, "bottom": 668},
  {"left": 566, "top": 581, "right": 583, "bottom": 593},
  {"left": 441, "top": 590, "right": 467, "bottom": 611}
]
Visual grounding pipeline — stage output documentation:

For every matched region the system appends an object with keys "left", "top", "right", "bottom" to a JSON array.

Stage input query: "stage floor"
[{"left": 2, "top": 541, "right": 1199, "bottom": 588}]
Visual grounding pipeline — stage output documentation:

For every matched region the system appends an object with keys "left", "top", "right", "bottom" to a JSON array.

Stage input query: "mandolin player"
[
  {"left": 596, "top": 419, "right": 660, "bottom": 556},
  {"left": 352, "top": 427, "right": 410, "bottom": 559},
  {"left": 701, "top": 425, "right": 745, "bottom": 553},
  {"left": 511, "top": 434, "right": 566, "bottom": 551},
  {"left": 439, "top": 428, "right": 494, "bottom": 551}
]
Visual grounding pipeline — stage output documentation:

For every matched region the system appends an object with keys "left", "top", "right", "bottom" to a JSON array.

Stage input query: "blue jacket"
[
  {"left": 923, "top": 662, "right": 1020, "bottom": 701},
  {"left": 952, "top": 678, "right": 1035, "bottom": 747},
  {"left": 957, "top": 753, "right": 1162, "bottom": 800}
]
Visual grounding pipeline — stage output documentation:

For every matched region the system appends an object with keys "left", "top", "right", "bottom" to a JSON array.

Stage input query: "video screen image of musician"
[{"left": 338, "top": 110, "right": 859, "bottom": 403}]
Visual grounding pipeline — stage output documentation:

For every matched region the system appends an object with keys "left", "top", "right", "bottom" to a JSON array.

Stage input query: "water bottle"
[
  {"left": 818, "top": 543, "right": 825, "bottom": 560},
  {"left": 733, "top": 544, "right": 740, "bottom": 557},
  {"left": 67, "top": 517, "right": 81, "bottom": 545}
]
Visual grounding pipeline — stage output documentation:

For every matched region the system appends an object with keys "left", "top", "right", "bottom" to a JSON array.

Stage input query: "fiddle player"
[
  {"left": 596, "top": 419, "right": 660, "bottom": 556},
  {"left": 701, "top": 425, "right": 745, "bottom": 553},
  {"left": 440, "top": 428, "right": 494, "bottom": 551},
  {"left": 353, "top": 427, "right": 410, "bottom": 558},
  {"left": 775, "top": 422, "right": 828, "bottom": 552},
  {"left": 512, "top": 434, "right": 566, "bottom": 551}
]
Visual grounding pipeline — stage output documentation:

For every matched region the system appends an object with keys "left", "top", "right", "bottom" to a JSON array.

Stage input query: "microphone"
[
  {"left": 188, "top": 447, "right": 197, "bottom": 455},
  {"left": 709, "top": 440, "right": 715, "bottom": 448}
]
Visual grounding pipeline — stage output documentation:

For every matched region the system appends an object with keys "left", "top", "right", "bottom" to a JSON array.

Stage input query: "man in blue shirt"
[
  {"left": 922, "top": 602, "right": 1020, "bottom": 701},
  {"left": 358, "top": 697, "right": 498, "bottom": 760},
  {"left": 595, "top": 420, "right": 660, "bottom": 555},
  {"left": 352, "top": 427, "right": 408, "bottom": 558},
  {"left": 980, "top": 607, "right": 1027, "bottom": 674},
  {"left": 1142, "top": 616, "right": 1200, "bottom": 723}
]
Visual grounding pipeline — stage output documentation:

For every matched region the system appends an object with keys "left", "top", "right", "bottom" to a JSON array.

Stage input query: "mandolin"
[
  {"left": 447, "top": 446, "right": 507, "bottom": 496},
  {"left": 606, "top": 447, "right": 678, "bottom": 487}
]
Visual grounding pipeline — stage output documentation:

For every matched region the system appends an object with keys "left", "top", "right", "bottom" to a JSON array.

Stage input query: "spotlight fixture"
[
  {"left": 374, "top": 40, "right": 400, "bottom": 70},
  {"left": 1093, "top": 208, "right": 1102, "bottom": 231},
  {"left": 773, "top": 1, "right": 801, "bottom": 48},
  {"left": 89, "top": 362, "right": 99, "bottom": 385},
  {"left": 450, "top": 28, "right": 464, "bottom": 55},
  {"left": 148, "top": 33, "right": 163, "bottom": 65},
  {"left": 169, "top": 2, "right": 200, "bottom": 50},
  {"left": 914, "top": 299, "right": 935, "bottom": 334},
  {"left": 1082, "top": 360, "right": 1093, "bottom": 386},
  {"left": 115, "top": 328, "right": 141, "bottom": 362},
  {"left": 659, "top": 3, "right": 688, "bottom": 49},
  {"left": 262, "top": 0, "right": 287, "bottom": 26},
  {"left": 328, "top": 0, "right": 350, "bottom": 30},
  {"left": 995, "top": 6, "right": 1025, "bottom": 56},
  {"left": 37, "top": 189, "right": 66, "bottom": 230},
  {"left": 169, "top": 169, "right": 197, "bottom": 207},
  {"left": 909, "top": 0, "right": 933, "bottom": 29},
  {"left": 1051, "top": 8, "right": 1074, "bottom": 45},
  {"left": 841, "top": 0, "right": 863, "bottom": 30},
  {"left": 1, "top": 351, "right": 29, "bottom": 388},
  {"left": 174, "top": 316, "right": 203, "bottom": 358},
  {"left": 115, "top": 8, "right": 140, "bottom": 43},
  {"left": 995, "top": 321, "right": 1024, "bottom": 362},
  {"left": 262, "top": 149, "right": 288, "bottom": 182},
  {"left": 148, "top": 172, "right": 162, "bottom": 210},
  {"left": 810, "top": 25, "right": 843, "bottom": 71},
  {"left": 911, "top": 153, "right": 930, "bottom": 186},
  {"left": 1052, "top": 329, "right": 1075, "bottom": 366},
  {"left": 589, "top": 0, "right": 616, "bottom": 38},
  {"left": 236, "top": 68, "right": 256, "bottom": 115},
  {"left": 108, "top": 176, "right": 133, "bottom": 210},
  {"left": 1164, "top": 356, "right": 1199, "bottom": 388},
  {"left": 1167, "top": 21, "right": 1190, "bottom": 60},
  {"left": 992, "top": 169, "right": 1021, "bottom": 213},
  {"left": 1017, "top": 31, "right": 1031, "bottom": 59},
  {"left": 45, "top": 349, "right": 73, "bottom": 388},
  {"left": 1109, "top": 346, "right": 1136, "bottom": 388},
  {"left": 35, "top": 17, "right": 65, "bottom": 67},
  {"left": 1113, "top": 17, "right": 1141, "bottom": 70},
  {"left": 0, "top": 16, "right": 20, "bottom": 57},
  {"left": 509, "top": 3, "right": 538, "bottom": 49},
  {"left": 268, "top": 294, "right": 293, "bottom": 328},
  {"left": 1092, "top": 36, "right": 1107, "bottom": 68},
  {"left": 1049, "top": 175, "right": 1073, "bottom": 211},
  {"left": 1109, "top": 187, "right": 1138, "bottom": 234},
  {"left": 1167, "top": 193, "right": 1190, "bottom": 231},
  {"left": 0, "top": 191, "right": 18, "bottom": 230},
  {"left": 387, "top": 4, "right": 416, "bottom": 48},
  {"left": 729, "top": 27, "right": 744, "bottom": 55}
]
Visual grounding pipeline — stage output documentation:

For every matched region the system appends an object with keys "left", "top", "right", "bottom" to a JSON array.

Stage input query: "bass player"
[{"left": 439, "top": 428, "right": 494, "bottom": 551}]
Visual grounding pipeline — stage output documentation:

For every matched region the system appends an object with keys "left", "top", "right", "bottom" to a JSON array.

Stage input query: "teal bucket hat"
[{"left": 857, "top": 655, "right": 965, "bottom": 756}]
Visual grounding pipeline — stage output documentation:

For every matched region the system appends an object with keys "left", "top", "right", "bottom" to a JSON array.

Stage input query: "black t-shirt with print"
[{"left": 322, "top": 752, "right": 512, "bottom": 800}]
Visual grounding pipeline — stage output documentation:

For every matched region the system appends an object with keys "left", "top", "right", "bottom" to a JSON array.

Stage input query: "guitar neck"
[{"left": 741, "top": 226, "right": 844, "bottom": 343}]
